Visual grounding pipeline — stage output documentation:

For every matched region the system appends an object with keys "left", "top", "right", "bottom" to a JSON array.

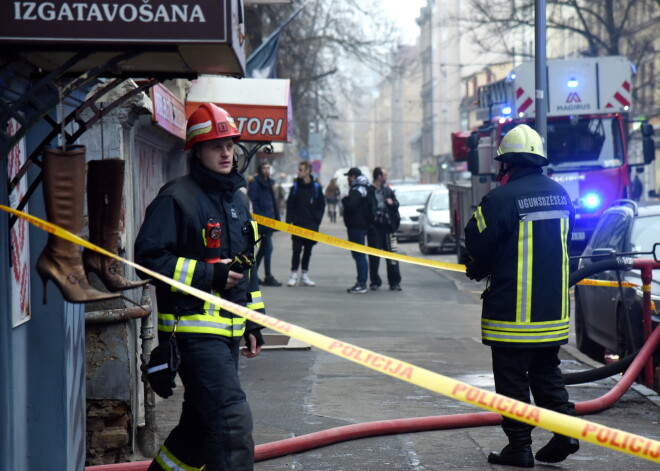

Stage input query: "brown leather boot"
[
  {"left": 36, "top": 147, "right": 121, "bottom": 304},
  {"left": 83, "top": 159, "right": 149, "bottom": 292}
]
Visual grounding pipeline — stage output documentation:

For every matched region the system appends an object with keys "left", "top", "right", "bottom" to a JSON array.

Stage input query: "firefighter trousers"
[
  {"left": 491, "top": 345, "right": 575, "bottom": 439},
  {"left": 148, "top": 334, "right": 254, "bottom": 471}
]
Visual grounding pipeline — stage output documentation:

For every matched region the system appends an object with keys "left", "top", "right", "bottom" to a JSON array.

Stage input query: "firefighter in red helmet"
[{"left": 135, "top": 103, "right": 265, "bottom": 471}]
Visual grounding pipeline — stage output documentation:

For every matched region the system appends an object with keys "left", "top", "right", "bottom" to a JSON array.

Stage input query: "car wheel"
[
  {"left": 419, "top": 231, "right": 431, "bottom": 255},
  {"left": 574, "top": 288, "right": 605, "bottom": 360}
]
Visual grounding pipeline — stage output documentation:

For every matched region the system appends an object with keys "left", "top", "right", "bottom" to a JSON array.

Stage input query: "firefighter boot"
[
  {"left": 535, "top": 434, "right": 579, "bottom": 463},
  {"left": 36, "top": 147, "right": 121, "bottom": 303},
  {"left": 83, "top": 159, "right": 149, "bottom": 291},
  {"left": 488, "top": 426, "right": 534, "bottom": 468}
]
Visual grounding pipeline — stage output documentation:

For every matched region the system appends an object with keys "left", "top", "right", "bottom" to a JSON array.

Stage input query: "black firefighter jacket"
[
  {"left": 464, "top": 166, "right": 575, "bottom": 348},
  {"left": 134, "top": 159, "right": 264, "bottom": 339}
]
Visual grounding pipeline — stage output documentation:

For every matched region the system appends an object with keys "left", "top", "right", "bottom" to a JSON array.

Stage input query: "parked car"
[
  {"left": 393, "top": 184, "right": 443, "bottom": 242},
  {"left": 574, "top": 200, "right": 660, "bottom": 363},
  {"left": 417, "top": 187, "right": 455, "bottom": 254}
]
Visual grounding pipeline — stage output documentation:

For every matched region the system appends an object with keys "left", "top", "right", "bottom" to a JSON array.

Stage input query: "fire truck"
[{"left": 449, "top": 55, "right": 656, "bottom": 263}]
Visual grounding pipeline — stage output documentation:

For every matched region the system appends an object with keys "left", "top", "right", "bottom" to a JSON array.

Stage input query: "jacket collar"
[
  {"left": 507, "top": 166, "right": 543, "bottom": 182},
  {"left": 190, "top": 158, "right": 245, "bottom": 194}
]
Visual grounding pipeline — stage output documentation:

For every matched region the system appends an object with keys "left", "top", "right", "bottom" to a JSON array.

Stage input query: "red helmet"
[{"left": 184, "top": 103, "right": 241, "bottom": 150}]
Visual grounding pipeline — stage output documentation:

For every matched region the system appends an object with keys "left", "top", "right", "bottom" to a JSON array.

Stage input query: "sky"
[{"left": 380, "top": 0, "right": 426, "bottom": 44}]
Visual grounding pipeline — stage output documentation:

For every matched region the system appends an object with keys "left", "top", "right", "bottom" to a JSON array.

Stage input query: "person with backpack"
[
  {"left": 341, "top": 167, "right": 372, "bottom": 294},
  {"left": 285, "top": 160, "right": 325, "bottom": 287},
  {"left": 367, "top": 167, "right": 402, "bottom": 291}
]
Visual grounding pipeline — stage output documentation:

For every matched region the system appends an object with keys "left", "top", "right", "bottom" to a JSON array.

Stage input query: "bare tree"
[
  {"left": 245, "top": 0, "right": 400, "bottom": 169},
  {"left": 463, "top": 0, "right": 659, "bottom": 115}
]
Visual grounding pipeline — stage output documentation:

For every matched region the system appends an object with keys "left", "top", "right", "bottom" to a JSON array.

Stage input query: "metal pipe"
[
  {"left": 85, "top": 304, "right": 151, "bottom": 324},
  {"left": 632, "top": 259, "right": 660, "bottom": 389},
  {"left": 136, "top": 286, "right": 159, "bottom": 457}
]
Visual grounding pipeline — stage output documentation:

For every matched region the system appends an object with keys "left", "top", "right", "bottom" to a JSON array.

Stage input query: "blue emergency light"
[
  {"left": 583, "top": 192, "right": 601, "bottom": 210},
  {"left": 567, "top": 77, "right": 579, "bottom": 88},
  {"left": 502, "top": 105, "right": 512, "bottom": 115}
]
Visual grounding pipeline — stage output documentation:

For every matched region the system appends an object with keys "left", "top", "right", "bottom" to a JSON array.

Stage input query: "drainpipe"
[{"left": 136, "top": 286, "right": 159, "bottom": 457}]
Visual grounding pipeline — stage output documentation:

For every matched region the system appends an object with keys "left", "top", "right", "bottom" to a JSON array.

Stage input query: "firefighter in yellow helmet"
[
  {"left": 135, "top": 103, "right": 265, "bottom": 471},
  {"left": 463, "top": 124, "right": 579, "bottom": 467}
]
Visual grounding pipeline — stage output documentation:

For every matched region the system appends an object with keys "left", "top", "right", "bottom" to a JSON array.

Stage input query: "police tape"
[
  {"left": 3, "top": 203, "right": 659, "bottom": 464},
  {"left": 252, "top": 214, "right": 641, "bottom": 289},
  {"left": 251, "top": 214, "right": 466, "bottom": 273}
]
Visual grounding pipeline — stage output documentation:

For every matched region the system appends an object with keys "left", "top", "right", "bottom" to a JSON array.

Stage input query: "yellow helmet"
[{"left": 496, "top": 124, "right": 547, "bottom": 166}]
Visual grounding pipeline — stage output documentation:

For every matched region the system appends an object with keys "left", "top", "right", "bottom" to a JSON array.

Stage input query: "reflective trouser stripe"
[
  {"left": 154, "top": 445, "right": 203, "bottom": 471},
  {"left": 171, "top": 258, "right": 197, "bottom": 293}
]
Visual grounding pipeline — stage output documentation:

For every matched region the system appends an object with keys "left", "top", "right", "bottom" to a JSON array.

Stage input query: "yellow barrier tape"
[
  {"left": 253, "top": 214, "right": 641, "bottom": 289},
  {"left": 252, "top": 214, "right": 466, "bottom": 273},
  {"left": 4, "top": 203, "right": 659, "bottom": 464}
]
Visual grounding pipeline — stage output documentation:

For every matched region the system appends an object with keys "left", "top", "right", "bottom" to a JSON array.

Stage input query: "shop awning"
[
  {"left": 0, "top": 0, "right": 245, "bottom": 77},
  {"left": 186, "top": 76, "right": 292, "bottom": 142}
]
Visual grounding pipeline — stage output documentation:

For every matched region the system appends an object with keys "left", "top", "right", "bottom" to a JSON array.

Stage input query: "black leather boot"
[
  {"left": 488, "top": 444, "right": 534, "bottom": 468},
  {"left": 488, "top": 425, "right": 534, "bottom": 468},
  {"left": 535, "top": 434, "right": 579, "bottom": 463}
]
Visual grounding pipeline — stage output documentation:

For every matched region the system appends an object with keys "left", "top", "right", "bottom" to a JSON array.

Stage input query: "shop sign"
[
  {"left": 0, "top": 0, "right": 245, "bottom": 77},
  {"left": 151, "top": 84, "right": 186, "bottom": 141},
  {"left": 186, "top": 77, "right": 292, "bottom": 142},
  {"left": 1, "top": 0, "right": 229, "bottom": 43}
]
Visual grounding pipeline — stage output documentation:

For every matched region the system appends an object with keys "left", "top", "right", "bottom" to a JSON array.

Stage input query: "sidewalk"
[{"left": 141, "top": 218, "right": 660, "bottom": 470}]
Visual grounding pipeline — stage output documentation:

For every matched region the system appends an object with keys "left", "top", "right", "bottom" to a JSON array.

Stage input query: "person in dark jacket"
[
  {"left": 135, "top": 103, "right": 265, "bottom": 471},
  {"left": 248, "top": 161, "right": 282, "bottom": 287},
  {"left": 285, "top": 160, "right": 325, "bottom": 287},
  {"left": 464, "top": 124, "right": 579, "bottom": 468},
  {"left": 341, "top": 167, "right": 372, "bottom": 294},
  {"left": 367, "top": 167, "right": 402, "bottom": 291}
]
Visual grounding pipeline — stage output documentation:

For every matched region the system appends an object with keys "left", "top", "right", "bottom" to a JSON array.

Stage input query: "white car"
[
  {"left": 393, "top": 184, "right": 443, "bottom": 241},
  {"left": 417, "top": 187, "right": 455, "bottom": 254}
]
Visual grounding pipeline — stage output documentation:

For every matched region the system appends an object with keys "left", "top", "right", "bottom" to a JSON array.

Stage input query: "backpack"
[
  {"left": 292, "top": 180, "right": 321, "bottom": 200},
  {"left": 364, "top": 185, "right": 377, "bottom": 224}
]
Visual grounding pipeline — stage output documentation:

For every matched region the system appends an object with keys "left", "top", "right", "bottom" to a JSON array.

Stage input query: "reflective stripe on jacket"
[{"left": 464, "top": 166, "right": 575, "bottom": 347}]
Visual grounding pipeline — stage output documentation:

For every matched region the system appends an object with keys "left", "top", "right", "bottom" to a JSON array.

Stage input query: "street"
[{"left": 154, "top": 218, "right": 660, "bottom": 470}]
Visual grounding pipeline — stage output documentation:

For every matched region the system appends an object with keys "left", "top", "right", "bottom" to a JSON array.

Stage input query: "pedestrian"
[
  {"left": 134, "top": 103, "right": 266, "bottom": 471},
  {"left": 285, "top": 160, "right": 325, "bottom": 287},
  {"left": 324, "top": 177, "right": 340, "bottom": 222},
  {"left": 275, "top": 181, "right": 287, "bottom": 217},
  {"left": 248, "top": 160, "right": 282, "bottom": 287},
  {"left": 341, "top": 167, "right": 373, "bottom": 294},
  {"left": 367, "top": 167, "right": 402, "bottom": 291},
  {"left": 463, "top": 124, "right": 579, "bottom": 468}
]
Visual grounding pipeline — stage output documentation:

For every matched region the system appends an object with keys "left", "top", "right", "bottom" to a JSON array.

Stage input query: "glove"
[
  {"left": 243, "top": 328, "right": 265, "bottom": 348},
  {"left": 145, "top": 335, "right": 181, "bottom": 399},
  {"left": 461, "top": 252, "right": 489, "bottom": 281},
  {"left": 212, "top": 263, "right": 230, "bottom": 290}
]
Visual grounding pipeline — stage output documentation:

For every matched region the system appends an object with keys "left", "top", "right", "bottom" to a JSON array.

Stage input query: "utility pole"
[{"left": 535, "top": 0, "right": 547, "bottom": 149}]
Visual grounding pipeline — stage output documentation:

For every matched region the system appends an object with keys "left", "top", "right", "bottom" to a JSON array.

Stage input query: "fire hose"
[{"left": 86, "top": 257, "right": 659, "bottom": 470}]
